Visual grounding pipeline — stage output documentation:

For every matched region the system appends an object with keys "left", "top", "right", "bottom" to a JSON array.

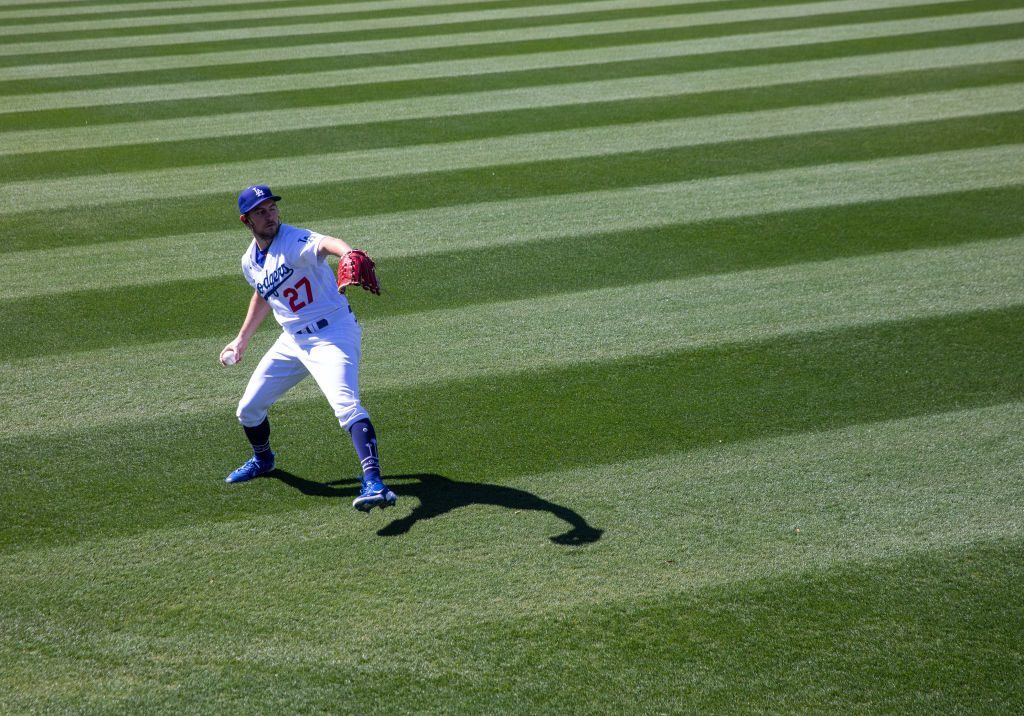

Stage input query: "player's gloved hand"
[{"left": 337, "top": 249, "right": 381, "bottom": 295}]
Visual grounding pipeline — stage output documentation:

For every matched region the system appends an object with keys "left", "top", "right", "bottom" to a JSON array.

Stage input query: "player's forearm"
[
  {"left": 316, "top": 236, "right": 353, "bottom": 259},
  {"left": 220, "top": 293, "right": 269, "bottom": 365},
  {"left": 236, "top": 293, "right": 271, "bottom": 345}
]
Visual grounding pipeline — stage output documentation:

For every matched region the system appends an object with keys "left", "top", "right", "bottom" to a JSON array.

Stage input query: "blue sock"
[
  {"left": 243, "top": 418, "right": 273, "bottom": 461},
  {"left": 349, "top": 419, "right": 381, "bottom": 481}
]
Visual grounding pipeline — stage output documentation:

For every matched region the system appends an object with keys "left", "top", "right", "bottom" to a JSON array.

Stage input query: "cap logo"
[{"left": 238, "top": 185, "right": 280, "bottom": 215}]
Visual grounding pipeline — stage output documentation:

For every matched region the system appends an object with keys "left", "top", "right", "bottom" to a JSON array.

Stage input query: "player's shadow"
[{"left": 270, "top": 471, "right": 603, "bottom": 545}]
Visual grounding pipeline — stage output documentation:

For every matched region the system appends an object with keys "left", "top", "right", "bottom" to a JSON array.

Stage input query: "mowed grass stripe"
[
  {"left": 0, "top": 0, "right": 699, "bottom": 55},
  {"left": 4, "top": 101, "right": 1022, "bottom": 215},
  {"left": 3, "top": 0, "right": 546, "bottom": 12},
  {"left": 0, "top": 0, "right": 597, "bottom": 23},
  {"left": 6, "top": 72, "right": 1022, "bottom": 181},
  {"left": 0, "top": 0, "right": 1000, "bottom": 80},
  {"left": 3, "top": 311, "right": 1022, "bottom": 714},
  {"left": 5, "top": 53, "right": 1022, "bottom": 160},
  {"left": 2, "top": 90, "right": 1021, "bottom": 300},
  {"left": 3, "top": 237, "right": 1021, "bottom": 439},
  {"left": 0, "top": 0, "right": 694, "bottom": 31},
  {"left": 2, "top": 403, "right": 1019, "bottom": 616},
  {"left": 1, "top": 398, "right": 1019, "bottom": 712},
  {"left": 6, "top": 183, "right": 1020, "bottom": 311},
  {"left": 0, "top": 0, "right": 966, "bottom": 43},
  {"left": 1, "top": 2, "right": 714, "bottom": 66},
  {"left": 5, "top": 184, "right": 1022, "bottom": 357},
  {"left": 6, "top": 127, "right": 1023, "bottom": 253},
  {"left": 1, "top": 404, "right": 1020, "bottom": 630},
  {"left": 6, "top": 541, "right": 1018, "bottom": 712},
  {"left": 1, "top": 544, "right": 1017, "bottom": 714},
  {"left": 7, "top": 21, "right": 1024, "bottom": 122},
  {"left": 5, "top": 18, "right": 1023, "bottom": 113},
  {"left": 8, "top": 27, "right": 1024, "bottom": 134},
  {"left": 1, "top": 304, "right": 1021, "bottom": 553},
  {"left": 5, "top": 1, "right": 1012, "bottom": 71},
  {"left": 6, "top": 73, "right": 1024, "bottom": 183},
  {"left": 3, "top": 0, "right": 435, "bottom": 15}
]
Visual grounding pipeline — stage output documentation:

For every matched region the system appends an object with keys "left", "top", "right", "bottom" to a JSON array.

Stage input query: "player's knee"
[
  {"left": 336, "top": 404, "right": 370, "bottom": 431},
  {"left": 237, "top": 403, "right": 268, "bottom": 428}
]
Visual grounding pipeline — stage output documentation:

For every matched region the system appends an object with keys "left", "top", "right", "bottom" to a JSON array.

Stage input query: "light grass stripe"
[
  {"left": 0, "top": 0, "right": 983, "bottom": 77},
  {"left": 6, "top": 91, "right": 1024, "bottom": 216},
  {"left": 5, "top": 142, "right": 1023, "bottom": 299},
  {"left": 6, "top": 46, "right": 1024, "bottom": 157},
  {"left": 0, "top": 0, "right": 82, "bottom": 7},
  {"left": 6, "top": 12, "right": 1021, "bottom": 113},
  {"left": 0, "top": 0, "right": 956, "bottom": 37},
  {"left": 0, "top": 0, "right": 559, "bottom": 22},
  {"left": 1, "top": 401, "right": 1021, "bottom": 642},
  {"left": 1, "top": 0, "right": 695, "bottom": 55},
  {"left": 2, "top": 236, "right": 1021, "bottom": 439},
  {"left": 344, "top": 144, "right": 1024, "bottom": 253}
]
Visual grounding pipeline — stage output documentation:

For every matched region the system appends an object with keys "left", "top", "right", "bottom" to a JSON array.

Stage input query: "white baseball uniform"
[{"left": 235, "top": 223, "right": 370, "bottom": 430}]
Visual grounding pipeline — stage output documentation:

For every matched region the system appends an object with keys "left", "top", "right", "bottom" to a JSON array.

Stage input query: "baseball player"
[{"left": 219, "top": 184, "right": 396, "bottom": 512}]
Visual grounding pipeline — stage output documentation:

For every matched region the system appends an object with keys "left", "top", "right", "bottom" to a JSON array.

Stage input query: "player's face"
[{"left": 245, "top": 199, "right": 280, "bottom": 241}]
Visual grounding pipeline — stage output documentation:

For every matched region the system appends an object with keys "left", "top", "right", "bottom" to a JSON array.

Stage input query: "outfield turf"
[{"left": 1, "top": 0, "right": 1022, "bottom": 713}]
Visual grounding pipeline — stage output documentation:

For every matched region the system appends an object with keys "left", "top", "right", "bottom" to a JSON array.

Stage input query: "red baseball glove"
[{"left": 337, "top": 249, "right": 380, "bottom": 295}]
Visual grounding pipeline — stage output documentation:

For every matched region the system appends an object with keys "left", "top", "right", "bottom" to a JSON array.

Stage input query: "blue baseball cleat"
[
  {"left": 352, "top": 476, "right": 397, "bottom": 511},
  {"left": 225, "top": 451, "right": 275, "bottom": 484}
]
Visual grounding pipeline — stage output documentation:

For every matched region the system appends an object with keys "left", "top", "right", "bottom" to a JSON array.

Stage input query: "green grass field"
[{"left": 2, "top": 0, "right": 1023, "bottom": 712}]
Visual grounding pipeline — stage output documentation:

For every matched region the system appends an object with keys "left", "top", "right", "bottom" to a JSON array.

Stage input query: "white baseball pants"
[{"left": 236, "top": 309, "right": 369, "bottom": 430}]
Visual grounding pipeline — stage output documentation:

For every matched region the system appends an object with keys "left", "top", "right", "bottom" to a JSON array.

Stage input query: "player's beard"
[{"left": 254, "top": 221, "right": 279, "bottom": 243}]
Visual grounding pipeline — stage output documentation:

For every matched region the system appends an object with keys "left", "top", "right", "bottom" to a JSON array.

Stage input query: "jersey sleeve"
[{"left": 294, "top": 230, "right": 326, "bottom": 268}]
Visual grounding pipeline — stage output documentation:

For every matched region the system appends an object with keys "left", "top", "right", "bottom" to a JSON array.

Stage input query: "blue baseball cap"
[{"left": 237, "top": 184, "right": 281, "bottom": 215}]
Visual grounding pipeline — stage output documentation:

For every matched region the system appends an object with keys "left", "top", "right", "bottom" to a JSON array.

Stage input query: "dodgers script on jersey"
[{"left": 241, "top": 223, "right": 349, "bottom": 332}]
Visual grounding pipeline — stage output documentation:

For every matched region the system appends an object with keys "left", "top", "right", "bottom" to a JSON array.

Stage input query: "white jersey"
[{"left": 241, "top": 223, "right": 350, "bottom": 333}]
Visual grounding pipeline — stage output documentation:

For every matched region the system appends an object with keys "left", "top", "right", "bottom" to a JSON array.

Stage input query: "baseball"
[{"left": 221, "top": 348, "right": 238, "bottom": 366}]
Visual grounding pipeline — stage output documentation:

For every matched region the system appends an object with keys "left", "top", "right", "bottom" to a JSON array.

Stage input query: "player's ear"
[{"left": 239, "top": 214, "right": 249, "bottom": 225}]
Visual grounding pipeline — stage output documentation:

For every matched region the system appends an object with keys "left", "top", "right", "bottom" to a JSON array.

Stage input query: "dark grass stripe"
[
  {"left": 433, "top": 543, "right": 1024, "bottom": 712},
  {"left": 0, "top": 0, "right": 668, "bottom": 29},
  {"left": 0, "top": 2, "right": 803, "bottom": 63},
  {"left": 2, "top": 538, "right": 1019, "bottom": 712},
  {"left": 7, "top": 61, "right": 1023, "bottom": 183},
  {"left": 0, "top": 0, "right": 827, "bottom": 44},
  {"left": 3, "top": 28, "right": 1021, "bottom": 134},
  {"left": 6, "top": 110, "right": 1022, "bottom": 252},
  {"left": 0, "top": 4, "right": 707, "bottom": 68},
  {"left": 4, "top": 186, "right": 1022, "bottom": 361},
  {"left": 2, "top": 11, "right": 1021, "bottom": 100},
  {"left": 2, "top": 306, "right": 1021, "bottom": 549},
  {"left": 0, "top": 0, "right": 370, "bottom": 21}
]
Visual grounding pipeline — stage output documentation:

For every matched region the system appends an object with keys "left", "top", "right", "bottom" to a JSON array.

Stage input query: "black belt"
[{"left": 295, "top": 318, "right": 329, "bottom": 335}]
